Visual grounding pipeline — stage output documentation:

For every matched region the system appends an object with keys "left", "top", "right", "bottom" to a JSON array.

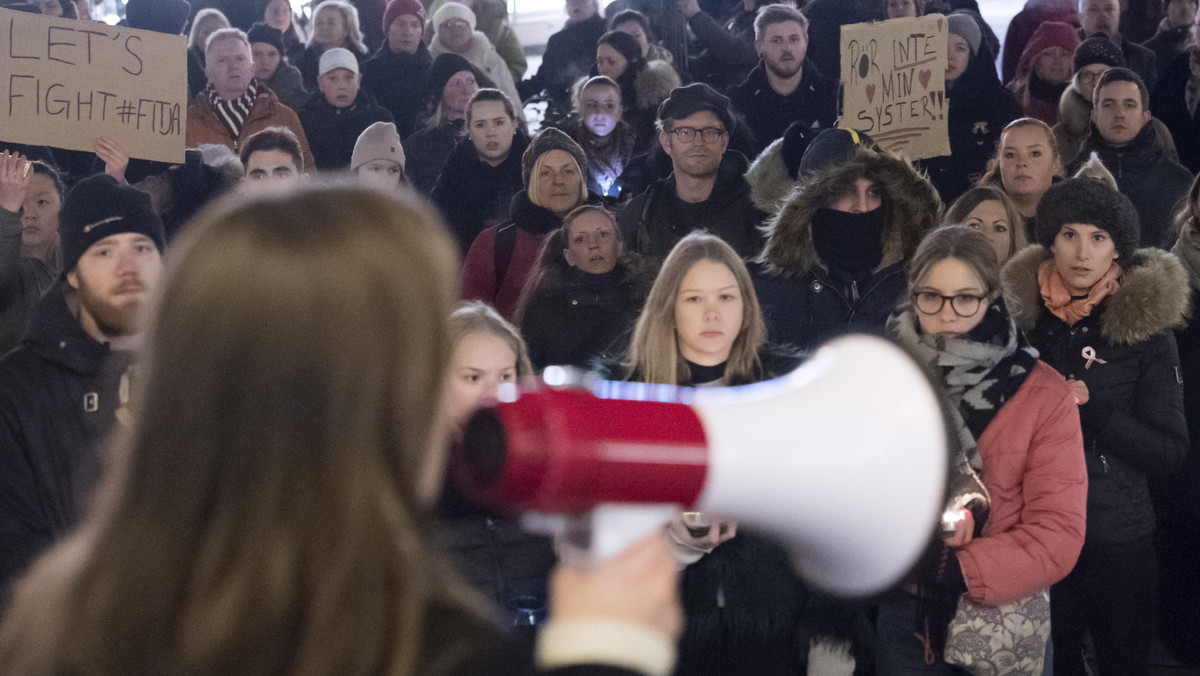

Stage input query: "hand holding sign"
[
  {"left": 839, "top": 15, "right": 950, "bottom": 160},
  {"left": 0, "top": 151, "right": 33, "bottom": 214},
  {"left": 95, "top": 136, "right": 130, "bottom": 183}
]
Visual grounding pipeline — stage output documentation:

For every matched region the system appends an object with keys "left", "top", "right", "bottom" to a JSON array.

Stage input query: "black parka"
[
  {"left": 1002, "top": 244, "right": 1190, "bottom": 546},
  {"left": 298, "top": 88, "right": 395, "bottom": 171},
  {"left": 360, "top": 42, "right": 432, "bottom": 139}
]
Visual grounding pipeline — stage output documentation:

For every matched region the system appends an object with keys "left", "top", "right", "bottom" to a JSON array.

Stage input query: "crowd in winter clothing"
[{"left": 3, "top": 0, "right": 1200, "bottom": 673}]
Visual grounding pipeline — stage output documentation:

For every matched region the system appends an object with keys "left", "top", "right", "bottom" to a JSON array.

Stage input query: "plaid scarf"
[{"left": 205, "top": 79, "right": 259, "bottom": 141}]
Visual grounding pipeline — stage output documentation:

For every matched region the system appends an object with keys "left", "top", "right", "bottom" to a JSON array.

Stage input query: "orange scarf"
[{"left": 1038, "top": 259, "right": 1121, "bottom": 325}]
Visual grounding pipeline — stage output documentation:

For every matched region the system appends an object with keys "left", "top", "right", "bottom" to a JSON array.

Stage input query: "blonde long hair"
[
  {"left": 307, "top": 0, "right": 367, "bottom": 54},
  {"left": 0, "top": 184, "right": 492, "bottom": 676},
  {"left": 626, "top": 233, "right": 766, "bottom": 385}
]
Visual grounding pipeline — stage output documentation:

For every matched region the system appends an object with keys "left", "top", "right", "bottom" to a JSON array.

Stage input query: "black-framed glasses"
[
  {"left": 912, "top": 291, "right": 986, "bottom": 317},
  {"left": 668, "top": 126, "right": 727, "bottom": 143}
]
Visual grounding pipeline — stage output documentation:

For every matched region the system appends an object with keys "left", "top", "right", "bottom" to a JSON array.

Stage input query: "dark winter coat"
[
  {"left": 462, "top": 190, "right": 573, "bottom": 320},
  {"left": 921, "top": 45, "right": 1021, "bottom": 204},
  {"left": 404, "top": 118, "right": 466, "bottom": 196},
  {"left": 0, "top": 208, "right": 58, "bottom": 356},
  {"left": 1068, "top": 121, "right": 1191, "bottom": 249},
  {"left": 800, "top": 0, "right": 878, "bottom": 84},
  {"left": 753, "top": 149, "right": 942, "bottom": 351},
  {"left": 297, "top": 42, "right": 368, "bottom": 92},
  {"left": 728, "top": 61, "right": 838, "bottom": 157},
  {"left": 617, "top": 152, "right": 765, "bottom": 263},
  {"left": 518, "top": 14, "right": 606, "bottom": 104},
  {"left": 1002, "top": 245, "right": 1190, "bottom": 546},
  {"left": 262, "top": 62, "right": 308, "bottom": 112},
  {"left": 520, "top": 262, "right": 652, "bottom": 371},
  {"left": 298, "top": 88, "right": 395, "bottom": 170},
  {"left": 1056, "top": 77, "right": 1178, "bottom": 167},
  {"left": 1151, "top": 50, "right": 1200, "bottom": 174},
  {"left": 0, "top": 284, "right": 135, "bottom": 596},
  {"left": 360, "top": 43, "right": 432, "bottom": 139},
  {"left": 1143, "top": 22, "right": 1191, "bottom": 85},
  {"left": 433, "top": 133, "right": 530, "bottom": 252},
  {"left": 686, "top": 8, "right": 758, "bottom": 92}
]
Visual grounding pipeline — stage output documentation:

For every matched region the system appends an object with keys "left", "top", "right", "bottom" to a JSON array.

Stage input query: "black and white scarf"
[
  {"left": 889, "top": 299, "right": 1038, "bottom": 480},
  {"left": 205, "top": 79, "right": 259, "bottom": 141}
]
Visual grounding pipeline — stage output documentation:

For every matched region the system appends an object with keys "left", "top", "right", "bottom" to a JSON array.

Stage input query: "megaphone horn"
[{"left": 459, "top": 335, "right": 949, "bottom": 598}]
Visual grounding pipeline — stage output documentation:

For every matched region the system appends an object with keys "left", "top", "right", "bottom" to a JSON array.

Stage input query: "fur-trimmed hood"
[
  {"left": 756, "top": 148, "right": 942, "bottom": 278},
  {"left": 633, "top": 59, "right": 681, "bottom": 112},
  {"left": 1002, "top": 244, "right": 1191, "bottom": 345},
  {"left": 745, "top": 136, "right": 792, "bottom": 215},
  {"left": 1056, "top": 79, "right": 1091, "bottom": 139}
]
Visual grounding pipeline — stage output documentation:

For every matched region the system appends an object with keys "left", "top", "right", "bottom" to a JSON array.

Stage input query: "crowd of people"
[{"left": 1, "top": 0, "right": 1199, "bottom": 673}]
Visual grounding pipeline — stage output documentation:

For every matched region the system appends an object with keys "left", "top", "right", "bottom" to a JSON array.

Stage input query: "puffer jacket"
[
  {"left": 1068, "top": 121, "right": 1191, "bottom": 249},
  {"left": 753, "top": 148, "right": 942, "bottom": 351},
  {"left": 955, "top": 361, "right": 1088, "bottom": 605},
  {"left": 1002, "top": 244, "right": 1190, "bottom": 546}
]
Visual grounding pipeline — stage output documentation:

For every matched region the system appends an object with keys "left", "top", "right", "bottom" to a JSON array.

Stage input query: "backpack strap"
[{"left": 493, "top": 221, "right": 518, "bottom": 290}]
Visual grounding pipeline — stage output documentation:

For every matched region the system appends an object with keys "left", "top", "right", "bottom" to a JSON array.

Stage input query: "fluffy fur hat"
[
  {"left": 1035, "top": 177, "right": 1139, "bottom": 259},
  {"left": 433, "top": 2, "right": 475, "bottom": 31}
]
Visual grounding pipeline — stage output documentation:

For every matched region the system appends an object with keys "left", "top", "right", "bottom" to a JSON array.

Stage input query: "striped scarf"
[{"left": 205, "top": 79, "right": 258, "bottom": 141}]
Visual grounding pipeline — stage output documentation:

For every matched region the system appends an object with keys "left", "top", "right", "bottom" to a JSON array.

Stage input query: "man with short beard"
[
  {"left": 729, "top": 3, "right": 837, "bottom": 156},
  {"left": 0, "top": 172, "right": 165, "bottom": 596}
]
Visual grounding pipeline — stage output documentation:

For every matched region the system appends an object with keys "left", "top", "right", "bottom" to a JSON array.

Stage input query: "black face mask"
[{"left": 810, "top": 206, "right": 885, "bottom": 280}]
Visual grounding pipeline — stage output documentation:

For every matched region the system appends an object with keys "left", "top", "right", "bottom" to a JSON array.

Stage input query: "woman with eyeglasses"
[
  {"left": 1001, "top": 178, "right": 1189, "bottom": 676},
  {"left": 878, "top": 225, "right": 1087, "bottom": 675}
]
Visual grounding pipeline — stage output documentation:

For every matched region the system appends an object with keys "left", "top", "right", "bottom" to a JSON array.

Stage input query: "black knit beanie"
[
  {"left": 124, "top": 0, "right": 191, "bottom": 34},
  {"left": 1074, "top": 34, "right": 1125, "bottom": 72},
  {"left": 521, "top": 127, "right": 587, "bottom": 187},
  {"left": 1036, "top": 177, "right": 1139, "bottom": 259},
  {"left": 247, "top": 22, "right": 285, "bottom": 53},
  {"left": 59, "top": 174, "right": 166, "bottom": 274},
  {"left": 426, "top": 53, "right": 474, "bottom": 99}
]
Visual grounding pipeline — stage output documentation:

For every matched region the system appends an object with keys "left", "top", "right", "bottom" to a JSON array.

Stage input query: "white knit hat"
[
  {"left": 351, "top": 122, "right": 405, "bottom": 172},
  {"left": 433, "top": 2, "right": 476, "bottom": 31}
]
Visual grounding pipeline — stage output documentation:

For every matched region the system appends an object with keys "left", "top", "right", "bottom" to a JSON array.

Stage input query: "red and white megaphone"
[{"left": 457, "top": 335, "right": 949, "bottom": 598}]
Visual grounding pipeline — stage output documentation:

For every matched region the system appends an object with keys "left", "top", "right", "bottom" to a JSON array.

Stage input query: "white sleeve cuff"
[{"left": 536, "top": 619, "right": 677, "bottom": 676}]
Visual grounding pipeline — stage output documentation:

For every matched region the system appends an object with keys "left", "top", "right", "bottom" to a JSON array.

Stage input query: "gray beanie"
[
  {"left": 947, "top": 13, "right": 982, "bottom": 57},
  {"left": 351, "top": 122, "right": 405, "bottom": 172},
  {"left": 521, "top": 128, "right": 587, "bottom": 188}
]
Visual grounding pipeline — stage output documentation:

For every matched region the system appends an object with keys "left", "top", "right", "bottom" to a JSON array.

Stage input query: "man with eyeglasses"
[
  {"left": 728, "top": 4, "right": 836, "bottom": 156},
  {"left": 618, "top": 83, "right": 765, "bottom": 262}
]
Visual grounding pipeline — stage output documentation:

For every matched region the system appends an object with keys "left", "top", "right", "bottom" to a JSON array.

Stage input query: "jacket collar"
[
  {"left": 1002, "top": 244, "right": 1191, "bottom": 345},
  {"left": 22, "top": 282, "right": 115, "bottom": 375}
]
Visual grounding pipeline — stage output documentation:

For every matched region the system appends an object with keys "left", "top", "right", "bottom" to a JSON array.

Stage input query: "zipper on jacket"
[
  {"left": 849, "top": 280, "right": 860, "bottom": 303},
  {"left": 1099, "top": 454, "right": 1111, "bottom": 473}
]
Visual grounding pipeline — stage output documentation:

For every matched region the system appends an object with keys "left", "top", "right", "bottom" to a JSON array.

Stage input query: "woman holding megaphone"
[
  {"left": 878, "top": 226, "right": 1087, "bottom": 675},
  {"left": 0, "top": 185, "right": 682, "bottom": 676}
]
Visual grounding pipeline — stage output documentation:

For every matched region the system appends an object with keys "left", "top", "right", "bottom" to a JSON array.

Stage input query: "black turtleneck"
[{"left": 685, "top": 359, "right": 726, "bottom": 386}]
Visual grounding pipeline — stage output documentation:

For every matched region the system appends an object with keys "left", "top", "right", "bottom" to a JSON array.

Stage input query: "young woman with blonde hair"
[
  {"left": 943, "top": 185, "right": 1027, "bottom": 265},
  {"left": 298, "top": 0, "right": 368, "bottom": 89}
]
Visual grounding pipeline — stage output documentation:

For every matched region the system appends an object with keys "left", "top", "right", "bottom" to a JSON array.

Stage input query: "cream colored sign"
[
  {"left": 839, "top": 15, "right": 950, "bottom": 160},
  {"left": 1, "top": 8, "right": 187, "bottom": 163}
]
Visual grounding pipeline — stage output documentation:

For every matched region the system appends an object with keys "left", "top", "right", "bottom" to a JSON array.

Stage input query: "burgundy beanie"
[
  {"left": 383, "top": 0, "right": 424, "bottom": 33},
  {"left": 1019, "top": 21, "right": 1081, "bottom": 69}
]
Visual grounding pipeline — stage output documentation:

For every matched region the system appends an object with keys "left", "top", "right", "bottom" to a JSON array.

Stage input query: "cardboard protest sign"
[
  {"left": 838, "top": 15, "right": 950, "bottom": 160},
  {"left": 1, "top": 8, "right": 187, "bottom": 163}
]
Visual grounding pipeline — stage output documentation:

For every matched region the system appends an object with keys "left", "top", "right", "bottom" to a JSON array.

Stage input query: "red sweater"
[{"left": 956, "top": 361, "right": 1088, "bottom": 605}]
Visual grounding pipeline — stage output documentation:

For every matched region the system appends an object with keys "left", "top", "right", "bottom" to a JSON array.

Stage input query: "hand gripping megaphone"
[{"left": 457, "top": 335, "right": 949, "bottom": 598}]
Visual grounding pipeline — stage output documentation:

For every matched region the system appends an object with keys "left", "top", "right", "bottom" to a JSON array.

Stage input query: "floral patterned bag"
[{"left": 943, "top": 589, "right": 1051, "bottom": 676}]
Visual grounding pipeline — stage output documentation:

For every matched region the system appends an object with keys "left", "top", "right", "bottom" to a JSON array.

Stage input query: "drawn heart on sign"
[
  {"left": 919, "top": 69, "right": 931, "bottom": 90},
  {"left": 866, "top": 84, "right": 876, "bottom": 103}
]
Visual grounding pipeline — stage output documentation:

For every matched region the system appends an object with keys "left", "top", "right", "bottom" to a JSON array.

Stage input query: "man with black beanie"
[{"left": 0, "top": 173, "right": 165, "bottom": 600}]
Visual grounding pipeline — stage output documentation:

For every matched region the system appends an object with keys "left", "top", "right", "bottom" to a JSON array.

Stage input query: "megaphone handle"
[{"left": 522, "top": 504, "right": 680, "bottom": 569}]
